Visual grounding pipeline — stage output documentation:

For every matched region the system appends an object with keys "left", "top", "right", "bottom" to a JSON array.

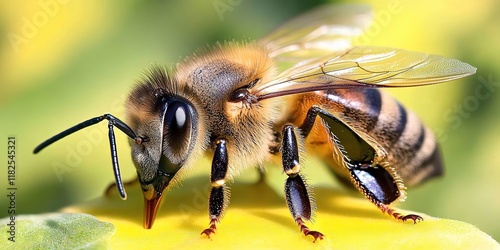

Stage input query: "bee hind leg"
[
  {"left": 282, "top": 124, "right": 324, "bottom": 242},
  {"left": 379, "top": 205, "right": 423, "bottom": 224},
  {"left": 201, "top": 138, "right": 231, "bottom": 238},
  {"left": 300, "top": 106, "right": 422, "bottom": 224},
  {"left": 349, "top": 163, "right": 423, "bottom": 223}
]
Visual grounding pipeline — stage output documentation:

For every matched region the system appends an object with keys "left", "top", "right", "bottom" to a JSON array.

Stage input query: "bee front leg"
[
  {"left": 201, "top": 138, "right": 230, "bottom": 238},
  {"left": 281, "top": 125, "right": 324, "bottom": 242}
]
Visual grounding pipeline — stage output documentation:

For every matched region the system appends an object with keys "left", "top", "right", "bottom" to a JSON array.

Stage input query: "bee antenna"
[{"left": 33, "top": 114, "right": 142, "bottom": 200}]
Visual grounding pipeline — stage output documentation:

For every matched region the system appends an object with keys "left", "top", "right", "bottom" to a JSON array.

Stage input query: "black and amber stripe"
[{"left": 314, "top": 88, "right": 443, "bottom": 186}]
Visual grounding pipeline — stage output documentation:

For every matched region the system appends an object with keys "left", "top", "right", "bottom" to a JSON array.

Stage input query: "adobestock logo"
[
  {"left": 177, "top": 183, "right": 212, "bottom": 217},
  {"left": 50, "top": 93, "right": 127, "bottom": 182},
  {"left": 435, "top": 74, "right": 499, "bottom": 142},
  {"left": 354, "top": 0, "right": 404, "bottom": 46},
  {"left": 50, "top": 127, "right": 104, "bottom": 182},
  {"left": 7, "top": 0, "right": 72, "bottom": 53},
  {"left": 213, "top": 0, "right": 243, "bottom": 21}
]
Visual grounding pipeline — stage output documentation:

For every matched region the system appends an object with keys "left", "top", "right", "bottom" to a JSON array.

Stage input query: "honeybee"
[{"left": 34, "top": 4, "right": 476, "bottom": 242}]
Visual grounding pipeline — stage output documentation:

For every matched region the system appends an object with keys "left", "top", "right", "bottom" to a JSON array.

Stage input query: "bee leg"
[
  {"left": 349, "top": 163, "right": 423, "bottom": 223},
  {"left": 282, "top": 125, "right": 324, "bottom": 242},
  {"left": 104, "top": 178, "right": 138, "bottom": 198},
  {"left": 201, "top": 138, "right": 230, "bottom": 238},
  {"left": 300, "top": 106, "right": 422, "bottom": 223}
]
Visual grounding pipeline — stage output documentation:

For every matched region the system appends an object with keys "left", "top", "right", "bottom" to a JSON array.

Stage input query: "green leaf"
[{"left": 0, "top": 213, "right": 115, "bottom": 250}]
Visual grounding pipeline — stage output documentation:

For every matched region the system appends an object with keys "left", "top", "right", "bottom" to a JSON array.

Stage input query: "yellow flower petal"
[{"left": 63, "top": 180, "right": 500, "bottom": 249}]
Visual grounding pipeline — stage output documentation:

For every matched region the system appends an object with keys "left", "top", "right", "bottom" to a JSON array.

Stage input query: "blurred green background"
[{"left": 1, "top": 0, "right": 499, "bottom": 242}]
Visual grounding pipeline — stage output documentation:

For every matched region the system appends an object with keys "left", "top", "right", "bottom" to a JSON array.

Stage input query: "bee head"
[{"left": 126, "top": 66, "right": 207, "bottom": 229}]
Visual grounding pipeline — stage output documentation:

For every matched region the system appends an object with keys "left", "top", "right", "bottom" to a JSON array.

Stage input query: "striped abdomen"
[{"left": 292, "top": 88, "right": 443, "bottom": 187}]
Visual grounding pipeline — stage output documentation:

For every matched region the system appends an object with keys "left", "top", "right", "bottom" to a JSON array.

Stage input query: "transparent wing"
[
  {"left": 255, "top": 46, "right": 477, "bottom": 100},
  {"left": 259, "top": 4, "right": 373, "bottom": 70}
]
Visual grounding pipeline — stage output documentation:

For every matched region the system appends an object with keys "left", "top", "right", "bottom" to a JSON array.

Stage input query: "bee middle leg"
[
  {"left": 201, "top": 138, "right": 230, "bottom": 238},
  {"left": 281, "top": 124, "right": 324, "bottom": 242}
]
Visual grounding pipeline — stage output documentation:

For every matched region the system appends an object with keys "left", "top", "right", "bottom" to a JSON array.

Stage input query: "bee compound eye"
[
  {"left": 164, "top": 101, "right": 190, "bottom": 131},
  {"left": 161, "top": 99, "right": 197, "bottom": 162},
  {"left": 174, "top": 105, "right": 186, "bottom": 128}
]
